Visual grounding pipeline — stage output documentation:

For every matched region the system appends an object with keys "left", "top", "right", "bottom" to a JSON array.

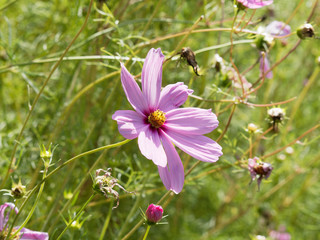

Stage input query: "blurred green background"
[{"left": 1, "top": 0, "right": 320, "bottom": 239}]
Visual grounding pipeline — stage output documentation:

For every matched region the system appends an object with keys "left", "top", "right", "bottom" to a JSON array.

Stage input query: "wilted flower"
[
  {"left": 92, "top": 168, "right": 132, "bottom": 209},
  {"left": 297, "top": 23, "right": 315, "bottom": 39},
  {"left": 112, "top": 48, "right": 222, "bottom": 194},
  {"left": 248, "top": 157, "right": 273, "bottom": 189},
  {"left": 145, "top": 204, "right": 164, "bottom": 225},
  {"left": 0, "top": 203, "right": 48, "bottom": 240},
  {"left": 236, "top": 0, "right": 273, "bottom": 10},
  {"left": 256, "top": 21, "right": 291, "bottom": 79}
]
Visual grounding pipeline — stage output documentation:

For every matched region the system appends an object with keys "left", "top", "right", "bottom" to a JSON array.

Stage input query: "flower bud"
[
  {"left": 297, "top": 23, "right": 315, "bottom": 39},
  {"left": 40, "top": 144, "right": 52, "bottom": 160},
  {"left": 247, "top": 123, "right": 260, "bottom": 134},
  {"left": 145, "top": 204, "right": 163, "bottom": 225}
]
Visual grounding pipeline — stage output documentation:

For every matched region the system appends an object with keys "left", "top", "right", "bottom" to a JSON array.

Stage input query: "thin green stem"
[
  {"left": 49, "top": 70, "right": 120, "bottom": 142},
  {"left": 46, "top": 139, "right": 131, "bottom": 188},
  {"left": 56, "top": 193, "right": 96, "bottom": 240},
  {"left": 48, "top": 148, "right": 112, "bottom": 234},
  {"left": 0, "top": 0, "right": 95, "bottom": 189},
  {"left": 7, "top": 166, "right": 47, "bottom": 239},
  {"left": 99, "top": 201, "right": 114, "bottom": 240},
  {"left": 142, "top": 225, "right": 151, "bottom": 240}
]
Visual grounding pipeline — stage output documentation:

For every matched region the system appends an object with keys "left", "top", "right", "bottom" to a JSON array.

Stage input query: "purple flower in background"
[
  {"left": 269, "top": 227, "right": 291, "bottom": 240},
  {"left": 112, "top": 48, "right": 222, "bottom": 194},
  {"left": 0, "top": 203, "right": 48, "bottom": 240},
  {"left": 265, "top": 21, "right": 291, "bottom": 37},
  {"left": 145, "top": 204, "right": 163, "bottom": 225},
  {"left": 236, "top": 0, "right": 273, "bottom": 9},
  {"left": 259, "top": 52, "right": 273, "bottom": 79},
  {"left": 258, "top": 21, "right": 291, "bottom": 79},
  {"left": 248, "top": 157, "right": 273, "bottom": 189}
]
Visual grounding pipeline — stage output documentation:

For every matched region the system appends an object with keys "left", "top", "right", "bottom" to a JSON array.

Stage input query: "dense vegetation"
[{"left": 0, "top": 0, "right": 319, "bottom": 239}]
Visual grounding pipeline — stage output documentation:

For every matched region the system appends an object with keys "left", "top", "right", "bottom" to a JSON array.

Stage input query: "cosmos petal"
[
  {"left": 165, "top": 129, "right": 223, "bottom": 162},
  {"left": 164, "top": 107, "right": 219, "bottom": 135},
  {"left": 259, "top": 53, "right": 273, "bottom": 79},
  {"left": 112, "top": 110, "right": 147, "bottom": 139},
  {"left": 158, "top": 82, "right": 193, "bottom": 112},
  {"left": 157, "top": 130, "right": 184, "bottom": 194},
  {"left": 120, "top": 63, "right": 149, "bottom": 116},
  {"left": 138, "top": 127, "right": 167, "bottom": 167},
  {"left": 141, "top": 48, "right": 165, "bottom": 111},
  {"left": 0, "top": 203, "right": 18, "bottom": 230},
  {"left": 266, "top": 21, "right": 291, "bottom": 37},
  {"left": 19, "top": 228, "right": 49, "bottom": 240},
  {"left": 237, "top": 0, "right": 273, "bottom": 9}
]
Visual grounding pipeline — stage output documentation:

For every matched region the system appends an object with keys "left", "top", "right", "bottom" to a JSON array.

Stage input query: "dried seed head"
[
  {"left": 268, "top": 107, "right": 285, "bottom": 123},
  {"left": 93, "top": 168, "right": 133, "bottom": 209},
  {"left": 11, "top": 179, "right": 26, "bottom": 199},
  {"left": 297, "top": 23, "right": 315, "bottom": 39}
]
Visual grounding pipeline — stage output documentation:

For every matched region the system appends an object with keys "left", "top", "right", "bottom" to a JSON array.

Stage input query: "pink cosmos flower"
[
  {"left": 112, "top": 48, "right": 222, "bottom": 194},
  {"left": 236, "top": 0, "right": 273, "bottom": 9},
  {"left": 0, "top": 203, "right": 49, "bottom": 240}
]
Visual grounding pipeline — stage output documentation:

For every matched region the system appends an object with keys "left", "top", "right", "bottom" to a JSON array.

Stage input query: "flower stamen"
[{"left": 148, "top": 110, "right": 166, "bottom": 128}]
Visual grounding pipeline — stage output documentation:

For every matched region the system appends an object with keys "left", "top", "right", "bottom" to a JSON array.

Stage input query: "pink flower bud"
[{"left": 145, "top": 204, "right": 163, "bottom": 224}]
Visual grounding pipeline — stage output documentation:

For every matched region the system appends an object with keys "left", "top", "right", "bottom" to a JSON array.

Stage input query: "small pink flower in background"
[
  {"left": 248, "top": 157, "right": 273, "bottom": 189},
  {"left": 112, "top": 48, "right": 222, "bottom": 194},
  {"left": 236, "top": 0, "right": 273, "bottom": 9},
  {"left": 258, "top": 21, "right": 291, "bottom": 79},
  {"left": 145, "top": 204, "right": 163, "bottom": 224},
  {"left": 269, "top": 226, "right": 291, "bottom": 240},
  {"left": 0, "top": 203, "right": 48, "bottom": 240}
]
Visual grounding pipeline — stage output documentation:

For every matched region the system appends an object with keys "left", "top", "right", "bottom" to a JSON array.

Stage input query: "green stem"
[
  {"left": 8, "top": 166, "right": 47, "bottom": 239},
  {"left": 0, "top": 0, "right": 94, "bottom": 189},
  {"left": 99, "top": 201, "right": 114, "bottom": 240},
  {"left": 142, "top": 225, "right": 151, "bottom": 240},
  {"left": 9, "top": 139, "right": 130, "bottom": 237},
  {"left": 45, "top": 139, "right": 131, "bottom": 185},
  {"left": 56, "top": 193, "right": 96, "bottom": 240}
]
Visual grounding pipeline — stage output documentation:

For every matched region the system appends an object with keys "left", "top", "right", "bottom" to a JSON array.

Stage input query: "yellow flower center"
[{"left": 148, "top": 110, "right": 166, "bottom": 128}]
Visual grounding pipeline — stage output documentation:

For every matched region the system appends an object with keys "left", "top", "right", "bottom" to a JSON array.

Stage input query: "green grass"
[{"left": 1, "top": 0, "right": 320, "bottom": 239}]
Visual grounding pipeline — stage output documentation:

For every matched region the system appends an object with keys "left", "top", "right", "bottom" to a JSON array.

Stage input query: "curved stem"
[
  {"left": 262, "top": 124, "right": 320, "bottom": 159},
  {"left": 56, "top": 193, "right": 96, "bottom": 240},
  {"left": 7, "top": 165, "right": 47, "bottom": 239}
]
